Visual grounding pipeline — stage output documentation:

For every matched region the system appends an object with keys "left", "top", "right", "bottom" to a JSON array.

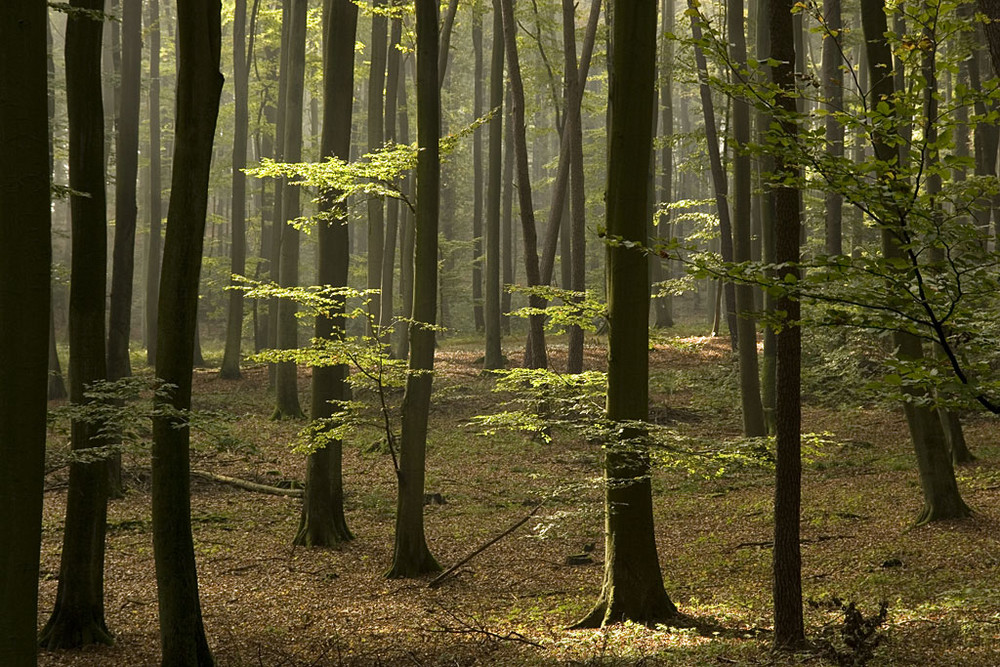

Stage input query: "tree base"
[
  {"left": 570, "top": 593, "right": 678, "bottom": 629},
  {"left": 270, "top": 407, "right": 305, "bottom": 421},
  {"left": 385, "top": 548, "right": 441, "bottom": 579},
  {"left": 914, "top": 498, "right": 972, "bottom": 527},
  {"left": 39, "top": 612, "right": 114, "bottom": 650},
  {"left": 293, "top": 517, "right": 353, "bottom": 548},
  {"left": 218, "top": 366, "right": 241, "bottom": 381}
]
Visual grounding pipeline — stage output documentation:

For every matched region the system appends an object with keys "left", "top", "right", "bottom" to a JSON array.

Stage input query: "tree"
[
  {"left": 220, "top": 0, "right": 256, "bottom": 380},
  {"left": 146, "top": 0, "right": 163, "bottom": 367},
  {"left": 150, "top": 0, "right": 223, "bottom": 662},
  {"left": 483, "top": 0, "right": 505, "bottom": 370},
  {"left": 273, "top": 0, "right": 308, "bottom": 419},
  {"left": 294, "top": 0, "right": 358, "bottom": 548},
  {"left": 472, "top": 5, "right": 485, "bottom": 333},
  {"left": 40, "top": 0, "right": 113, "bottom": 648},
  {"left": 821, "top": 0, "right": 843, "bottom": 255},
  {"left": 387, "top": 0, "right": 443, "bottom": 579},
  {"left": 769, "top": 0, "right": 804, "bottom": 648},
  {"left": 367, "top": 0, "right": 388, "bottom": 332},
  {"left": 574, "top": 0, "right": 678, "bottom": 628},
  {"left": 0, "top": 4, "right": 51, "bottom": 662}
]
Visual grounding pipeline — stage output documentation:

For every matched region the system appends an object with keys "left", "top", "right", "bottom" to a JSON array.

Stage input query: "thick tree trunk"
[
  {"left": 769, "top": 0, "right": 805, "bottom": 648},
  {"left": 484, "top": 0, "right": 505, "bottom": 370},
  {"left": 295, "top": 0, "right": 358, "bottom": 547},
  {"left": 221, "top": 0, "right": 253, "bottom": 379},
  {"left": 146, "top": 0, "right": 163, "bottom": 367},
  {"left": 273, "top": 0, "right": 308, "bottom": 420},
  {"left": 498, "top": 0, "right": 548, "bottom": 368},
  {"left": 150, "top": 0, "right": 223, "bottom": 663},
  {"left": 0, "top": 5, "right": 51, "bottom": 661},
  {"left": 574, "top": 0, "right": 677, "bottom": 629},
  {"left": 387, "top": 0, "right": 442, "bottom": 579},
  {"left": 39, "top": 0, "right": 114, "bottom": 649}
]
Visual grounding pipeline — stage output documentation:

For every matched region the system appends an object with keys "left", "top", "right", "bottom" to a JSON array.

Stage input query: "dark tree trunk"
[
  {"left": 769, "top": 0, "right": 805, "bottom": 649},
  {"left": 574, "top": 0, "right": 677, "bottom": 628},
  {"left": 394, "top": 58, "right": 415, "bottom": 360},
  {"left": 107, "top": 0, "right": 141, "bottom": 382},
  {"left": 757, "top": 0, "right": 776, "bottom": 432},
  {"left": 220, "top": 0, "right": 254, "bottom": 379},
  {"left": 653, "top": 0, "right": 675, "bottom": 330},
  {"left": 268, "top": 0, "right": 291, "bottom": 388},
  {"left": 273, "top": 0, "right": 308, "bottom": 420},
  {"left": 387, "top": 0, "right": 442, "bottom": 579},
  {"left": 381, "top": 10, "right": 403, "bottom": 345},
  {"left": 498, "top": 0, "right": 548, "bottom": 369},
  {"left": 0, "top": 4, "right": 51, "bottom": 661},
  {"left": 501, "top": 84, "right": 514, "bottom": 335},
  {"left": 438, "top": 0, "right": 460, "bottom": 89},
  {"left": 39, "top": 0, "right": 114, "bottom": 649},
  {"left": 821, "top": 0, "right": 843, "bottom": 254},
  {"left": 982, "top": 0, "right": 1000, "bottom": 77},
  {"left": 484, "top": 0, "right": 505, "bottom": 370},
  {"left": 689, "top": 3, "right": 737, "bottom": 349},
  {"left": 472, "top": 6, "right": 486, "bottom": 333},
  {"left": 146, "top": 0, "right": 163, "bottom": 367},
  {"left": 295, "top": 0, "right": 358, "bottom": 547},
  {"left": 367, "top": 0, "right": 387, "bottom": 332},
  {"left": 860, "top": 0, "right": 970, "bottom": 526},
  {"left": 150, "top": 0, "right": 223, "bottom": 663}
]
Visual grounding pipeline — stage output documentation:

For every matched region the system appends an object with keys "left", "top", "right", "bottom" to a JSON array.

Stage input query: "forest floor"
[{"left": 36, "top": 332, "right": 1000, "bottom": 666}]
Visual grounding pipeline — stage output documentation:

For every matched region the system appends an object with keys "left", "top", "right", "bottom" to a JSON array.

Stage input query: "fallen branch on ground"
[{"left": 190, "top": 469, "right": 304, "bottom": 497}]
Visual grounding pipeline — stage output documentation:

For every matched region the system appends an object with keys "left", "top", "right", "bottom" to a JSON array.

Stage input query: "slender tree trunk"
[
  {"left": 221, "top": 0, "right": 254, "bottom": 379},
  {"left": 151, "top": 1, "right": 223, "bottom": 663},
  {"left": 273, "top": 0, "right": 308, "bottom": 420},
  {"left": 368, "top": 0, "right": 387, "bottom": 331},
  {"left": 757, "top": 0, "right": 776, "bottom": 432},
  {"left": 295, "top": 0, "right": 358, "bottom": 547},
  {"left": 484, "top": 0, "right": 505, "bottom": 370},
  {"left": 689, "top": 3, "right": 738, "bottom": 349},
  {"left": 146, "top": 0, "right": 163, "bottom": 367},
  {"left": 438, "top": 0, "right": 460, "bottom": 89},
  {"left": 574, "top": 0, "right": 677, "bottom": 628},
  {"left": 268, "top": 1, "right": 291, "bottom": 388},
  {"left": 821, "top": 0, "right": 843, "bottom": 254},
  {"left": 0, "top": 5, "right": 51, "bottom": 661},
  {"left": 769, "top": 0, "right": 805, "bottom": 648},
  {"left": 472, "top": 6, "right": 486, "bottom": 333},
  {"left": 501, "top": 84, "right": 514, "bottom": 335},
  {"left": 387, "top": 0, "right": 442, "bottom": 579},
  {"left": 381, "top": 9, "right": 403, "bottom": 346},
  {"left": 40, "top": 0, "right": 113, "bottom": 649},
  {"left": 654, "top": 0, "right": 675, "bottom": 330},
  {"left": 499, "top": 0, "right": 548, "bottom": 368},
  {"left": 394, "top": 58, "right": 415, "bottom": 360}
]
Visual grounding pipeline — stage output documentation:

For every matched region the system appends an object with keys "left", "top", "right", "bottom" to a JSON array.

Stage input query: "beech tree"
[
  {"left": 574, "top": 0, "right": 678, "bottom": 627},
  {"left": 0, "top": 4, "right": 51, "bottom": 662},
  {"left": 150, "top": 0, "right": 223, "bottom": 662}
]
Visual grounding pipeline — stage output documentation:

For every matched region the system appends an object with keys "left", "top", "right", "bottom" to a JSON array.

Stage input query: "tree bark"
[
  {"left": 484, "top": 0, "right": 505, "bottom": 370},
  {"left": 151, "top": 0, "right": 223, "bottom": 663},
  {"left": 381, "top": 9, "right": 403, "bottom": 346},
  {"left": 295, "top": 0, "right": 358, "bottom": 547},
  {"left": 146, "top": 0, "right": 163, "bottom": 367},
  {"left": 387, "top": 0, "right": 443, "bottom": 579},
  {"left": 367, "top": 0, "right": 388, "bottom": 332},
  {"left": 473, "top": 6, "right": 486, "bottom": 333},
  {"left": 574, "top": 0, "right": 677, "bottom": 628},
  {"left": 0, "top": 4, "right": 50, "bottom": 661},
  {"left": 39, "top": 0, "right": 114, "bottom": 649}
]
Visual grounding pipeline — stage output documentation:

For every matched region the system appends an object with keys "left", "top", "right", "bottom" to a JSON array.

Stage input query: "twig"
[
  {"left": 428, "top": 502, "right": 544, "bottom": 589},
  {"left": 190, "top": 469, "right": 303, "bottom": 498}
]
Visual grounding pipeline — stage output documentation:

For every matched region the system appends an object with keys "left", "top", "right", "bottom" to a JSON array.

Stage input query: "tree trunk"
[
  {"left": 268, "top": 0, "right": 291, "bottom": 388},
  {"left": 769, "top": 0, "right": 805, "bottom": 648},
  {"left": 151, "top": 0, "right": 223, "bottom": 662},
  {"left": 654, "top": 0, "right": 675, "bottom": 330},
  {"left": 387, "top": 0, "right": 442, "bottom": 579},
  {"left": 221, "top": 0, "right": 254, "bottom": 379},
  {"left": 367, "top": 0, "right": 387, "bottom": 332},
  {"left": 146, "top": 0, "right": 163, "bottom": 367},
  {"left": 438, "top": 0, "right": 460, "bottom": 89},
  {"left": 295, "top": 0, "right": 358, "bottom": 547},
  {"left": 484, "top": 0, "right": 505, "bottom": 370},
  {"left": 981, "top": 0, "right": 1000, "bottom": 76},
  {"left": 273, "top": 0, "right": 308, "bottom": 420},
  {"left": 394, "top": 57, "right": 415, "bottom": 360},
  {"left": 498, "top": 0, "right": 548, "bottom": 368},
  {"left": 757, "top": 0, "right": 776, "bottom": 432},
  {"left": 501, "top": 84, "right": 514, "bottom": 335},
  {"left": 574, "top": 0, "right": 677, "bottom": 629},
  {"left": 472, "top": 6, "right": 486, "bottom": 333},
  {"left": 860, "top": 0, "right": 970, "bottom": 526},
  {"left": 821, "top": 0, "right": 843, "bottom": 255},
  {"left": 0, "top": 4, "right": 51, "bottom": 661},
  {"left": 689, "top": 3, "right": 737, "bottom": 349},
  {"left": 381, "top": 10, "right": 403, "bottom": 347}
]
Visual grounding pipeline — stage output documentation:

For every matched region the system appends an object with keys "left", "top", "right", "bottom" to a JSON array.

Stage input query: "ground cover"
[{"left": 37, "top": 335, "right": 1000, "bottom": 665}]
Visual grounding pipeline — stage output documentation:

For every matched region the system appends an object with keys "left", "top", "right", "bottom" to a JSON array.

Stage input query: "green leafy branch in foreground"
[{"left": 506, "top": 284, "right": 607, "bottom": 333}]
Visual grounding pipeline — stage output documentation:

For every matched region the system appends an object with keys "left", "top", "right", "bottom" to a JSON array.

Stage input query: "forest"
[{"left": 4, "top": 0, "right": 1000, "bottom": 664}]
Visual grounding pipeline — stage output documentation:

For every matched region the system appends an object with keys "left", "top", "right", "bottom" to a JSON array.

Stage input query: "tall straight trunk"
[
  {"left": 564, "top": 0, "right": 589, "bottom": 373},
  {"left": 756, "top": 0, "right": 776, "bottom": 430},
  {"left": 268, "top": 1, "right": 291, "bottom": 388},
  {"left": 40, "top": 0, "right": 113, "bottom": 649},
  {"left": 689, "top": 3, "right": 737, "bottom": 349},
  {"left": 295, "top": 0, "right": 358, "bottom": 547},
  {"left": 46, "top": 15, "right": 68, "bottom": 402},
  {"left": 0, "top": 4, "right": 51, "bottom": 661},
  {"left": 498, "top": 0, "right": 548, "bottom": 368},
  {"left": 367, "top": 0, "right": 387, "bottom": 331},
  {"left": 387, "top": 0, "right": 442, "bottom": 579},
  {"left": 381, "top": 10, "right": 403, "bottom": 344},
  {"left": 860, "top": 0, "right": 970, "bottom": 525},
  {"left": 151, "top": 0, "right": 223, "bottom": 663},
  {"left": 484, "top": 0, "right": 505, "bottom": 369},
  {"left": 146, "top": 0, "right": 163, "bottom": 366},
  {"left": 574, "top": 0, "right": 677, "bottom": 628},
  {"left": 769, "top": 0, "right": 804, "bottom": 648},
  {"left": 221, "top": 0, "right": 253, "bottom": 379},
  {"left": 438, "top": 0, "right": 460, "bottom": 89},
  {"left": 394, "top": 58, "right": 415, "bottom": 360},
  {"left": 472, "top": 6, "right": 486, "bottom": 332},
  {"left": 273, "top": 0, "right": 308, "bottom": 420},
  {"left": 729, "top": 0, "right": 766, "bottom": 437},
  {"left": 822, "top": 0, "right": 843, "bottom": 254},
  {"left": 654, "top": 0, "right": 675, "bottom": 330},
  {"left": 501, "top": 84, "right": 514, "bottom": 334}
]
